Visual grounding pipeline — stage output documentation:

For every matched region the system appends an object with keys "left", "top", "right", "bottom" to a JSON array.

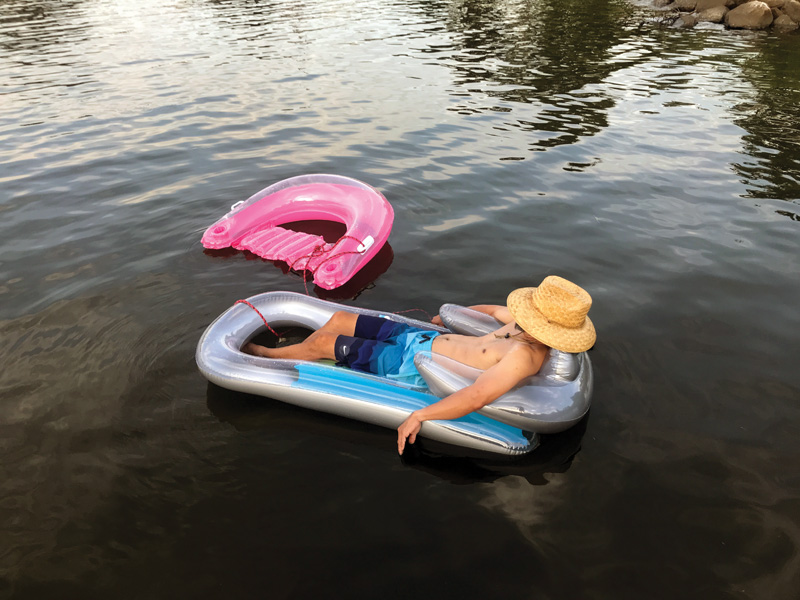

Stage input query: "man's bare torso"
[{"left": 431, "top": 321, "right": 546, "bottom": 373}]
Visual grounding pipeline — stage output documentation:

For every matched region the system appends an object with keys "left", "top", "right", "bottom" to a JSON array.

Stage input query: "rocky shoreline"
[{"left": 652, "top": 0, "right": 800, "bottom": 31}]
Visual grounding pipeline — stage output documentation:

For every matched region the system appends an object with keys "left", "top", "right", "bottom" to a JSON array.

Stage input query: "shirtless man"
[{"left": 244, "top": 275, "right": 595, "bottom": 454}]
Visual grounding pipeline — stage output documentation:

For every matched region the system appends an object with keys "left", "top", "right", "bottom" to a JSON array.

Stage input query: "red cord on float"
[
  {"left": 234, "top": 299, "right": 281, "bottom": 337},
  {"left": 289, "top": 235, "right": 366, "bottom": 295}
]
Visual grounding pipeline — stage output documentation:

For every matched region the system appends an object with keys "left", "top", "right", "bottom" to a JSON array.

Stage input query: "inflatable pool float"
[
  {"left": 201, "top": 175, "right": 393, "bottom": 290},
  {"left": 196, "top": 292, "right": 593, "bottom": 456}
]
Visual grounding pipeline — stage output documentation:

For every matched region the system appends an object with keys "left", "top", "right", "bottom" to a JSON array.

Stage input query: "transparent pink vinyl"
[{"left": 202, "top": 174, "right": 394, "bottom": 289}]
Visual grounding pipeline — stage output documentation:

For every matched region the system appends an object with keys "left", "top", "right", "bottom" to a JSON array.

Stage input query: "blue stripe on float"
[{"left": 293, "top": 363, "right": 527, "bottom": 442}]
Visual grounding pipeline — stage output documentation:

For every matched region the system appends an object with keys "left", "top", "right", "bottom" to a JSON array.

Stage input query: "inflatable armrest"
[{"left": 439, "top": 303, "right": 503, "bottom": 336}]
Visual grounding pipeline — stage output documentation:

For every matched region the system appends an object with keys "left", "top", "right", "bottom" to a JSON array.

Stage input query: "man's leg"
[
  {"left": 243, "top": 330, "right": 338, "bottom": 360},
  {"left": 242, "top": 311, "right": 359, "bottom": 359}
]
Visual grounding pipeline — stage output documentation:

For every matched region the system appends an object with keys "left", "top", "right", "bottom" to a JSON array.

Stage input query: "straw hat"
[{"left": 507, "top": 275, "right": 595, "bottom": 353}]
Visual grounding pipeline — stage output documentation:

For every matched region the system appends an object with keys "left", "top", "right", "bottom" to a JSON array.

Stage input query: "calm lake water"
[{"left": 1, "top": 0, "right": 799, "bottom": 598}]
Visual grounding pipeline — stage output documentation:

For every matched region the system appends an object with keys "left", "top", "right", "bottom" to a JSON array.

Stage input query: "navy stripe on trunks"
[{"left": 334, "top": 314, "right": 438, "bottom": 386}]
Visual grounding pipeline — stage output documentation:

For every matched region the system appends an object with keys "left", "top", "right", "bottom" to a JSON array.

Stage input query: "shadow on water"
[
  {"left": 401, "top": 420, "right": 587, "bottom": 485},
  {"left": 205, "top": 382, "right": 586, "bottom": 486}
]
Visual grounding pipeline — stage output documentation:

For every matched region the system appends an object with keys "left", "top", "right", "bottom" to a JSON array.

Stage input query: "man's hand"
[
  {"left": 397, "top": 412, "right": 422, "bottom": 454},
  {"left": 431, "top": 314, "right": 443, "bottom": 326}
]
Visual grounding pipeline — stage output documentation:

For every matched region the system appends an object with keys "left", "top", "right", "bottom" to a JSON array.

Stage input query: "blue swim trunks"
[{"left": 334, "top": 315, "right": 440, "bottom": 388}]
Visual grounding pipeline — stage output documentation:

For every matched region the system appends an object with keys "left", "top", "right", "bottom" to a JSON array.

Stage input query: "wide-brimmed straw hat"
[{"left": 507, "top": 275, "right": 596, "bottom": 353}]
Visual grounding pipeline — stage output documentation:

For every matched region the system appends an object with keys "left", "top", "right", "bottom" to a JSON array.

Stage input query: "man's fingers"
[
  {"left": 397, "top": 430, "right": 416, "bottom": 455},
  {"left": 397, "top": 415, "right": 421, "bottom": 455}
]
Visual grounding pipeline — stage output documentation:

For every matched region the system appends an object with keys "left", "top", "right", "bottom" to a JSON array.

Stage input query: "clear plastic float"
[
  {"left": 196, "top": 292, "right": 593, "bottom": 456},
  {"left": 202, "top": 175, "right": 394, "bottom": 290}
]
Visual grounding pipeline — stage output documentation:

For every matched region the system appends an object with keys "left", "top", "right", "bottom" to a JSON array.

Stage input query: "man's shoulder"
[{"left": 504, "top": 342, "right": 546, "bottom": 375}]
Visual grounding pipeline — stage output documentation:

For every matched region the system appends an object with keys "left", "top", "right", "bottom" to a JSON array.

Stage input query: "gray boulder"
[
  {"left": 783, "top": 0, "right": 800, "bottom": 21},
  {"left": 680, "top": 12, "right": 699, "bottom": 26},
  {"left": 774, "top": 12, "right": 800, "bottom": 27},
  {"left": 698, "top": 5, "right": 729, "bottom": 21},
  {"left": 725, "top": 1, "right": 774, "bottom": 28}
]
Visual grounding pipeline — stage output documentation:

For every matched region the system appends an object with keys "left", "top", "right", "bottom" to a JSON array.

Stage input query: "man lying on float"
[{"left": 244, "top": 275, "right": 595, "bottom": 454}]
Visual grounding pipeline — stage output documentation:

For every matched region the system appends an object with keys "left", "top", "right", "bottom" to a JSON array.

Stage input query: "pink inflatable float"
[{"left": 202, "top": 174, "right": 394, "bottom": 290}]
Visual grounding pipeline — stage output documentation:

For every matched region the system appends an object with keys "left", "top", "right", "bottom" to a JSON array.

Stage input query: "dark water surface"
[{"left": 2, "top": 0, "right": 799, "bottom": 598}]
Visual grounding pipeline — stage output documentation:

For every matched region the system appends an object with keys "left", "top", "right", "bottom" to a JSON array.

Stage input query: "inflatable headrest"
[{"left": 538, "top": 349, "right": 579, "bottom": 382}]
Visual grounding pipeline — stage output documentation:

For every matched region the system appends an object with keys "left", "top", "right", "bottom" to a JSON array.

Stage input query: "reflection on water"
[
  {"left": 732, "top": 38, "right": 800, "bottom": 212},
  {"left": 439, "top": 0, "right": 633, "bottom": 150},
  {"left": 1, "top": 0, "right": 799, "bottom": 597}
]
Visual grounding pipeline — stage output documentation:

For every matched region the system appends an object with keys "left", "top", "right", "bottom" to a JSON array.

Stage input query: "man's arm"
[
  {"left": 465, "top": 304, "right": 513, "bottom": 324},
  {"left": 432, "top": 304, "right": 513, "bottom": 326},
  {"left": 397, "top": 346, "right": 540, "bottom": 454}
]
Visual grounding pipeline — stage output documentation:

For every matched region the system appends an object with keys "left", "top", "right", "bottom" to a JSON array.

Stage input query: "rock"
[
  {"left": 675, "top": 0, "right": 698, "bottom": 11},
  {"left": 783, "top": 0, "right": 800, "bottom": 21},
  {"left": 725, "top": 1, "right": 774, "bottom": 27},
  {"left": 653, "top": 0, "right": 673, "bottom": 6},
  {"left": 695, "top": 0, "right": 729, "bottom": 10},
  {"left": 698, "top": 5, "right": 729, "bottom": 20},
  {"left": 681, "top": 12, "right": 699, "bottom": 25},
  {"left": 761, "top": 0, "right": 785, "bottom": 8},
  {"left": 774, "top": 12, "right": 800, "bottom": 27}
]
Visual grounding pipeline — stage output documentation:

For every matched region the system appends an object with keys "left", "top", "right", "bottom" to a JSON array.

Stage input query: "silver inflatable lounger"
[{"left": 196, "top": 292, "right": 593, "bottom": 455}]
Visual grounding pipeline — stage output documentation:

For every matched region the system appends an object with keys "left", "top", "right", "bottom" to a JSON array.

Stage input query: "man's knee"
[
  {"left": 329, "top": 311, "right": 348, "bottom": 325},
  {"left": 327, "top": 311, "right": 355, "bottom": 332}
]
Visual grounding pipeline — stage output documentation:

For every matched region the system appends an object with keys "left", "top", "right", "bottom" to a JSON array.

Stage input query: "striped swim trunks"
[{"left": 334, "top": 314, "right": 440, "bottom": 387}]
